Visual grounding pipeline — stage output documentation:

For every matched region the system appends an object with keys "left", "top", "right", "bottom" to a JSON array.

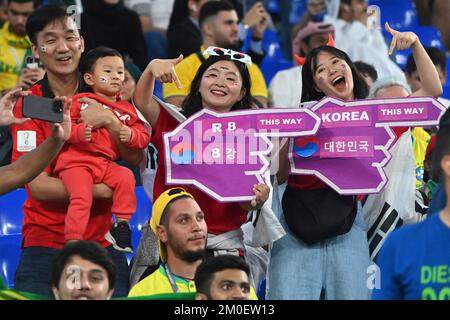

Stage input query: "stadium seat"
[
  {"left": 154, "top": 81, "right": 163, "bottom": 100},
  {"left": 368, "top": 0, "right": 419, "bottom": 29},
  {"left": 386, "top": 26, "right": 444, "bottom": 70},
  {"left": 266, "top": 0, "right": 281, "bottom": 15},
  {"left": 0, "top": 186, "right": 153, "bottom": 287},
  {"left": 260, "top": 58, "right": 294, "bottom": 85},
  {"left": 0, "top": 234, "right": 22, "bottom": 288},
  {"left": 0, "top": 189, "right": 26, "bottom": 236}
]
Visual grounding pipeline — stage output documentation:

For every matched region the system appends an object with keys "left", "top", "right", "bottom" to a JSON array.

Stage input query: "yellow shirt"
[
  {"left": 128, "top": 264, "right": 258, "bottom": 299},
  {"left": 0, "top": 22, "right": 32, "bottom": 91},
  {"left": 163, "top": 48, "right": 268, "bottom": 100},
  {"left": 412, "top": 127, "right": 430, "bottom": 190},
  {"left": 128, "top": 265, "right": 196, "bottom": 297}
]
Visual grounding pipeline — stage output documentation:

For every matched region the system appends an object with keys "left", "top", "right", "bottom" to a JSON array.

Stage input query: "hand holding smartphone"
[{"left": 22, "top": 95, "right": 64, "bottom": 123}]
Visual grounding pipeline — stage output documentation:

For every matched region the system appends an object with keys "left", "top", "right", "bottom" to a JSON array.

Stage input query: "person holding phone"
[
  {"left": 54, "top": 46, "right": 151, "bottom": 253},
  {"left": 0, "top": 88, "right": 71, "bottom": 195},
  {"left": 0, "top": 0, "right": 45, "bottom": 93},
  {"left": 9, "top": 5, "right": 141, "bottom": 298}
]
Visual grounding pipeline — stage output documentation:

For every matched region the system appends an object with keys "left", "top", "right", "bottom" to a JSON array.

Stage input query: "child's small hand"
[
  {"left": 84, "top": 125, "right": 92, "bottom": 142},
  {"left": 385, "top": 22, "right": 419, "bottom": 55},
  {"left": 120, "top": 125, "right": 132, "bottom": 142}
]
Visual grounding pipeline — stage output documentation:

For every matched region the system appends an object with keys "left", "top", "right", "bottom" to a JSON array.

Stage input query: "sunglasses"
[
  {"left": 204, "top": 46, "right": 252, "bottom": 66},
  {"left": 167, "top": 188, "right": 186, "bottom": 196}
]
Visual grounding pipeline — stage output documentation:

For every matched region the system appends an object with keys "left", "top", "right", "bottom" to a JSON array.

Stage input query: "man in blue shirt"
[{"left": 372, "top": 124, "right": 450, "bottom": 300}]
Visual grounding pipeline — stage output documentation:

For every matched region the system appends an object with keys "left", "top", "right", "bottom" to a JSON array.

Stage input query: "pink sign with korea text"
[{"left": 289, "top": 96, "right": 446, "bottom": 195}]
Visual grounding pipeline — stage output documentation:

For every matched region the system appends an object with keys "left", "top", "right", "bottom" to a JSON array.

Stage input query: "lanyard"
[
  {"left": 164, "top": 263, "right": 180, "bottom": 293},
  {"left": 9, "top": 45, "right": 21, "bottom": 68}
]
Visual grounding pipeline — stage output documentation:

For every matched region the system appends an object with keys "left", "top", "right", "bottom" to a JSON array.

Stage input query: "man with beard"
[
  {"left": 163, "top": 0, "right": 268, "bottom": 108},
  {"left": 128, "top": 187, "right": 208, "bottom": 297}
]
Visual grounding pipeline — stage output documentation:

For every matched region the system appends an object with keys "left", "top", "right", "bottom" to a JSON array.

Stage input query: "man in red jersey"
[{"left": 9, "top": 4, "right": 141, "bottom": 298}]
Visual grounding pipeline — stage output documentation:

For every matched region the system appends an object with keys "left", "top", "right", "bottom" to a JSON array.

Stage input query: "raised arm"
[
  {"left": 133, "top": 55, "right": 183, "bottom": 129},
  {"left": 386, "top": 22, "right": 443, "bottom": 98},
  {"left": 0, "top": 96, "right": 70, "bottom": 195}
]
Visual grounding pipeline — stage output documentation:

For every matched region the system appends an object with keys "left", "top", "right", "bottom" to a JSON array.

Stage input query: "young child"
[{"left": 54, "top": 46, "right": 151, "bottom": 252}]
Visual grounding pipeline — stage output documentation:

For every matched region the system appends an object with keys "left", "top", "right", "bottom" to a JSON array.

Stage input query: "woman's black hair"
[
  {"left": 301, "top": 45, "right": 369, "bottom": 102},
  {"left": 182, "top": 55, "right": 252, "bottom": 118}
]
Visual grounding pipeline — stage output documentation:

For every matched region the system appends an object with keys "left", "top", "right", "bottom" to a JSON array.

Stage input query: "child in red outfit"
[{"left": 54, "top": 47, "right": 151, "bottom": 252}]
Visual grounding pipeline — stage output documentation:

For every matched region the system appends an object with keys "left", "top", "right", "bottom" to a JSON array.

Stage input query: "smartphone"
[
  {"left": 22, "top": 95, "right": 64, "bottom": 123},
  {"left": 25, "top": 56, "right": 39, "bottom": 69}
]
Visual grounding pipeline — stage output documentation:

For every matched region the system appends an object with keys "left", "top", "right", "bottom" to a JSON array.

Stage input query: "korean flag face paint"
[
  {"left": 40, "top": 45, "right": 47, "bottom": 52},
  {"left": 99, "top": 76, "right": 108, "bottom": 83}
]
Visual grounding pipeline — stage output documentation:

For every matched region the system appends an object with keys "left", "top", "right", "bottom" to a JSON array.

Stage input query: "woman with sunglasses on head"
[{"left": 133, "top": 49, "right": 269, "bottom": 263}]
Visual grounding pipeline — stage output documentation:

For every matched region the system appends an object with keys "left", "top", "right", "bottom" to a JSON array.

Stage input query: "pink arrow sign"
[
  {"left": 289, "top": 96, "right": 446, "bottom": 195},
  {"left": 164, "top": 108, "right": 321, "bottom": 202}
]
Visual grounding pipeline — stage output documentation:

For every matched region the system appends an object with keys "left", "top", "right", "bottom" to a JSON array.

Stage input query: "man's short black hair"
[
  {"left": 25, "top": 4, "right": 70, "bottom": 44},
  {"left": 432, "top": 111, "right": 450, "bottom": 182},
  {"left": 405, "top": 46, "right": 447, "bottom": 74},
  {"left": 8, "top": 0, "right": 39, "bottom": 5},
  {"left": 51, "top": 241, "right": 116, "bottom": 290},
  {"left": 195, "top": 255, "right": 250, "bottom": 296},
  {"left": 199, "top": 0, "right": 235, "bottom": 28},
  {"left": 354, "top": 60, "right": 378, "bottom": 83}
]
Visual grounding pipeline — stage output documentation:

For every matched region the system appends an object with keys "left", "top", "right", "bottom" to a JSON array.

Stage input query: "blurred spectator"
[
  {"left": 51, "top": 241, "right": 116, "bottom": 300},
  {"left": 124, "top": 0, "right": 174, "bottom": 61},
  {"left": 0, "top": 0, "right": 45, "bottom": 94},
  {"left": 0, "top": 88, "right": 70, "bottom": 195},
  {"left": 354, "top": 60, "right": 378, "bottom": 88},
  {"left": 0, "top": 0, "right": 8, "bottom": 27},
  {"left": 122, "top": 61, "right": 142, "bottom": 103},
  {"left": 124, "top": 0, "right": 174, "bottom": 33},
  {"left": 269, "top": 21, "right": 334, "bottom": 108},
  {"left": 0, "top": 0, "right": 44, "bottom": 168},
  {"left": 194, "top": 255, "right": 252, "bottom": 300},
  {"left": 167, "top": 0, "right": 269, "bottom": 65},
  {"left": 413, "top": 0, "right": 450, "bottom": 53},
  {"left": 372, "top": 123, "right": 450, "bottom": 300},
  {"left": 80, "top": 0, "right": 148, "bottom": 70},
  {"left": 163, "top": 0, "right": 269, "bottom": 108},
  {"left": 422, "top": 135, "right": 437, "bottom": 204},
  {"left": 167, "top": 0, "right": 206, "bottom": 59},
  {"left": 291, "top": 0, "right": 340, "bottom": 37},
  {"left": 128, "top": 188, "right": 207, "bottom": 297},
  {"left": 405, "top": 46, "right": 449, "bottom": 107},
  {"left": 292, "top": 0, "right": 406, "bottom": 82}
]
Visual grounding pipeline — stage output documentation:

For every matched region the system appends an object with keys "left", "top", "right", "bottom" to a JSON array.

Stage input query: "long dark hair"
[
  {"left": 301, "top": 46, "right": 369, "bottom": 102},
  {"left": 182, "top": 55, "right": 253, "bottom": 118}
]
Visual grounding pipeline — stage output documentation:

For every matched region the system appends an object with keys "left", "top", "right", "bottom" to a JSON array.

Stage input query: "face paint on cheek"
[
  {"left": 318, "top": 77, "right": 325, "bottom": 85},
  {"left": 99, "top": 76, "right": 108, "bottom": 83},
  {"left": 40, "top": 45, "right": 46, "bottom": 52},
  {"left": 341, "top": 63, "right": 347, "bottom": 69}
]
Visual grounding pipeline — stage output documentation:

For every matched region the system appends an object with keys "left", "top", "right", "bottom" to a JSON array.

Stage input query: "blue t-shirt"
[{"left": 372, "top": 212, "right": 450, "bottom": 300}]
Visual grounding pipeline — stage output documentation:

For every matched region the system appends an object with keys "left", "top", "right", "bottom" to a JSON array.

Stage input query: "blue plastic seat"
[
  {"left": 386, "top": 26, "right": 444, "bottom": 70},
  {"left": 0, "top": 186, "right": 153, "bottom": 287},
  {"left": 368, "top": 0, "right": 419, "bottom": 29},
  {"left": 0, "top": 189, "right": 26, "bottom": 236},
  {"left": 0, "top": 234, "right": 22, "bottom": 288},
  {"left": 260, "top": 58, "right": 294, "bottom": 85}
]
